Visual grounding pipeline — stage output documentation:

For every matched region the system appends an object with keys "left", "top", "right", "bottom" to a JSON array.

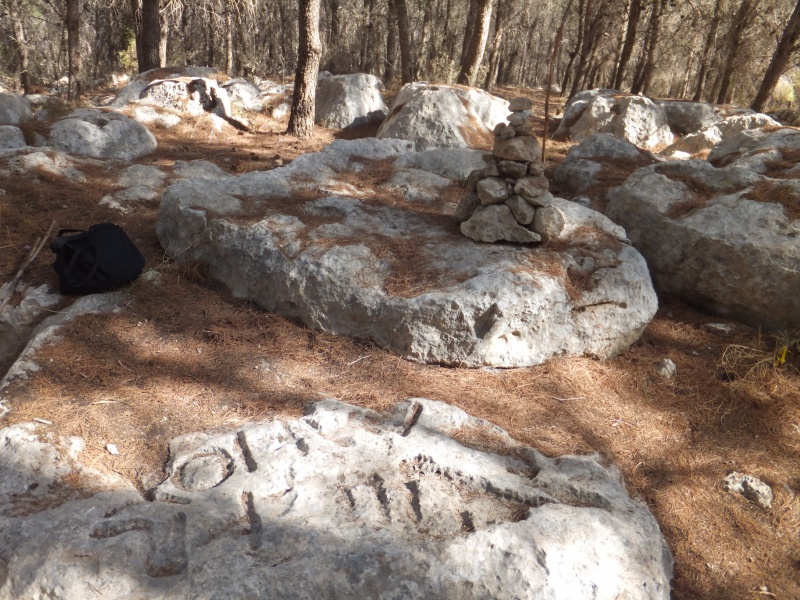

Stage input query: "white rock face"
[
  {"left": 109, "top": 66, "right": 219, "bottom": 108},
  {"left": 221, "top": 78, "right": 264, "bottom": 112},
  {"left": 315, "top": 73, "right": 387, "bottom": 129},
  {"left": 0, "top": 146, "right": 98, "bottom": 181},
  {"left": 555, "top": 91, "right": 673, "bottom": 150},
  {"left": 0, "top": 398, "right": 673, "bottom": 599},
  {"left": 377, "top": 83, "right": 508, "bottom": 150},
  {"left": 606, "top": 142, "right": 800, "bottom": 330},
  {"left": 662, "top": 113, "right": 780, "bottom": 157},
  {"left": 157, "top": 138, "right": 657, "bottom": 367},
  {"left": 0, "top": 92, "right": 32, "bottom": 125},
  {"left": 0, "top": 125, "right": 25, "bottom": 150},
  {"left": 47, "top": 109, "right": 157, "bottom": 160}
]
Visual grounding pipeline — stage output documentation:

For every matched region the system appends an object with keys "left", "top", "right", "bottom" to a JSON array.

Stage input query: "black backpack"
[{"left": 50, "top": 223, "right": 145, "bottom": 294}]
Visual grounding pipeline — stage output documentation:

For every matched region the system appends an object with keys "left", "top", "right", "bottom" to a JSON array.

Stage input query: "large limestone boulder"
[
  {"left": 655, "top": 100, "right": 721, "bottom": 135},
  {"left": 46, "top": 109, "right": 157, "bottom": 161},
  {"left": 554, "top": 133, "right": 654, "bottom": 196},
  {"left": 157, "top": 138, "right": 657, "bottom": 368},
  {"left": 221, "top": 77, "right": 264, "bottom": 112},
  {"left": 109, "top": 66, "right": 219, "bottom": 108},
  {"left": 0, "top": 92, "right": 32, "bottom": 125},
  {"left": 554, "top": 91, "right": 673, "bottom": 149},
  {"left": 662, "top": 113, "right": 780, "bottom": 157},
  {"left": 0, "top": 399, "right": 673, "bottom": 599},
  {"left": 315, "top": 73, "right": 387, "bottom": 129},
  {"left": 606, "top": 131, "right": 800, "bottom": 330},
  {"left": 377, "top": 83, "right": 508, "bottom": 150}
]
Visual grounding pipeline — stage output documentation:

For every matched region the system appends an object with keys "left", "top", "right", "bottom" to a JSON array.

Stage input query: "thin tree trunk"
[
  {"left": 206, "top": 3, "right": 215, "bottom": 67},
  {"left": 543, "top": 0, "right": 575, "bottom": 161},
  {"left": 395, "top": 0, "right": 413, "bottom": 83},
  {"left": 7, "top": 0, "right": 32, "bottom": 93},
  {"left": 484, "top": 0, "right": 508, "bottom": 91},
  {"left": 457, "top": 0, "right": 493, "bottom": 85},
  {"left": 633, "top": 0, "right": 665, "bottom": 96},
  {"left": 717, "top": 0, "right": 760, "bottom": 105},
  {"left": 460, "top": 0, "right": 479, "bottom": 66},
  {"left": 287, "top": 0, "right": 322, "bottom": 137},
  {"left": 159, "top": 7, "right": 169, "bottom": 67},
  {"left": 385, "top": 0, "right": 398, "bottom": 82},
  {"left": 613, "top": 0, "right": 641, "bottom": 89},
  {"left": 225, "top": 0, "right": 234, "bottom": 73},
  {"left": 751, "top": 0, "right": 800, "bottom": 112},
  {"left": 66, "top": 0, "right": 81, "bottom": 99},
  {"left": 692, "top": 0, "right": 722, "bottom": 101}
]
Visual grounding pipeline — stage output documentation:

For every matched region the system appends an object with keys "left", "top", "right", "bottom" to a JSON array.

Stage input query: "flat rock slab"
[
  {"left": 157, "top": 139, "right": 657, "bottom": 367},
  {"left": 0, "top": 398, "right": 673, "bottom": 599}
]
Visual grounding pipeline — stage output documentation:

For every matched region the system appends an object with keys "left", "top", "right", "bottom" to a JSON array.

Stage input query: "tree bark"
[
  {"left": 484, "top": 0, "right": 508, "bottom": 91},
  {"left": 395, "top": 0, "right": 413, "bottom": 83},
  {"left": 225, "top": 0, "right": 234, "bottom": 73},
  {"left": 692, "top": 0, "right": 723, "bottom": 101},
  {"left": 159, "top": 6, "right": 169, "bottom": 67},
  {"left": 66, "top": 0, "right": 81, "bottom": 99},
  {"left": 385, "top": 0, "right": 398, "bottom": 82},
  {"left": 287, "top": 0, "right": 322, "bottom": 138},
  {"left": 613, "top": 0, "right": 641, "bottom": 89},
  {"left": 631, "top": 0, "right": 665, "bottom": 95},
  {"left": 6, "top": 0, "right": 32, "bottom": 93},
  {"left": 716, "top": 0, "right": 761, "bottom": 104},
  {"left": 457, "top": 0, "right": 493, "bottom": 85},
  {"left": 460, "top": 0, "right": 479, "bottom": 68},
  {"left": 751, "top": 0, "right": 800, "bottom": 112},
  {"left": 136, "top": 0, "right": 161, "bottom": 72}
]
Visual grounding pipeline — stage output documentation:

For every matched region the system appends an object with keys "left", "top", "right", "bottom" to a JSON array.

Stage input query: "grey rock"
[
  {"left": 656, "top": 100, "right": 721, "bottom": 135},
  {"left": 0, "top": 399, "right": 673, "bottom": 599},
  {"left": 315, "top": 73, "right": 387, "bottom": 129},
  {"left": 460, "top": 204, "right": 542, "bottom": 243},
  {"left": 498, "top": 160, "right": 529, "bottom": 179},
  {"left": 117, "top": 164, "right": 166, "bottom": 189},
  {"left": 515, "top": 175, "right": 549, "bottom": 199},
  {"left": 0, "top": 147, "right": 97, "bottom": 181},
  {"left": 221, "top": 78, "right": 264, "bottom": 112},
  {"left": 563, "top": 133, "right": 645, "bottom": 162},
  {"left": 654, "top": 358, "right": 677, "bottom": 380},
  {"left": 505, "top": 195, "right": 536, "bottom": 224},
  {"left": 723, "top": 472, "right": 773, "bottom": 510},
  {"left": 47, "top": 109, "right": 157, "bottom": 161},
  {"left": 493, "top": 136, "right": 542, "bottom": 162},
  {"left": 126, "top": 104, "right": 182, "bottom": 128},
  {"left": 108, "top": 79, "right": 149, "bottom": 108},
  {"left": 394, "top": 148, "right": 489, "bottom": 181},
  {"left": 477, "top": 177, "right": 510, "bottom": 204},
  {"left": 534, "top": 197, "right": 628, "bottom": 244},
  {"left": 553, "top": 89, "right": 617, "bottom": 140},
  {"left": 454, "top": 191, "right": 481, "bottom": 222},
  {"left": 499, "top": 124, "right": 516, "bottom": 139},
  {"left": 0, "top": 93, "right": 32, "bottom": 125},
  {"left": 173, "top": 159, "right": 233, "bottom": 181},
  {"left": 157, "top": 138, "right": 658, "bottom": 367},
  {"left": 531, "top": 205, "right": 566, "bottom": 243},
  {"left": 482, "top": 162, "right": 500, "bottom": 177},
  {"left": 663, "top": 113, "right": 781, "bottom": 157},
  {"left": 0, "top": 125, "right": 26, "bottom": 150},
  {"left": 509, "top": 97, "right": 532, "bottom": 111}
]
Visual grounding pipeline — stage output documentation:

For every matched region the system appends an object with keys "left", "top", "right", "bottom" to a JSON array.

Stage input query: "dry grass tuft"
[
  {"left": 663, "top": 173, "right": 717, "bottom": 219},
  {"left": 745, "top": 180, "right": 800, "bottom": 220}
]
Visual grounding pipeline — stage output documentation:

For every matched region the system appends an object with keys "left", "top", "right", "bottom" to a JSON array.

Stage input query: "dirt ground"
[{"left": 0, "top": 86, "right": 799, "bottom": 600}]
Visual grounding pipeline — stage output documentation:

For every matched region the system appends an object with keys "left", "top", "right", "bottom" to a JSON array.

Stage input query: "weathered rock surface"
[
  {"left": 0, "top": 125, "right": 26, "bottom": 150},
  {"left": 0, "top": 93, "right": 32, "bottom": 125},
  {"left": 662, "top": 113, "right": 781, "bottom": 157},
  {"left": 315, "top": 73, "right": 387, "bottom": 129},
  {"left": 157, "top": 138, "right": 657, "bottom": 367},
  {"left": 0, "top": 146, "right": 100, "bottom": 181},
  {"left": 655, "top": 100, "right": 721, "bottom": 135},
  {"left": 722, "top": 472, "right": 773, "bottom": 510},
  {"left": 46, "top": 109, "right": 157, "bottom": 161},
  {"left": 221, "top": 78, "right": 264, "bottom": 112},
  {"left": 109, "top": 66, "right": 219, "bottom": 108},
  {"left": 0, "top": 398, "right": 673, "bottom": 599},
  {"left": 377, "top": 83, "right": 508, "bottom": 150},
  {"left": 554, "top": 91, "right": 673, "bottom": 149},
  {"left": 606, "top": 144, "right": 800, "bottom": 330}
]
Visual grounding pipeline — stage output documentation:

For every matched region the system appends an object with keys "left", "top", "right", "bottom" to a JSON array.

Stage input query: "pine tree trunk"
[
  {"left": 395, "top": 0, "right": 413, "bottom": 83},
  {"left": 751, "top": 0, "right": 800, "bottom": 112},
  {"left": 613, "top": 0, "right": 642, "bottom": 89},
  {"left": 692, "top": 0, "right": 722, "bottom": 101},
  {"left": 137, "top": 0, "right": 161, "bottom": 72},
  {"left": 633, "top": 0, "right": 665, "bottom": 96},
  {"left": 484, "top": 0, "right": 508, "bottom": 91},
  {"left": 66, "top": 0, "right": 81, "bottom": 99},
  {"left": 385, "top": 0, "right": 398, "bottom": 82},
  {"left": 287, "top": 0, "right": 322, "bottom": 138},
  {"left": 7, "top": 0, "right": 32, "bottom": 93},
  {"left": 225, "top": 0, "right": 234, "bottom": 74},
  {"left": 716, "top": 0, "right": 760, "bottom": 105},
  {"left": 159, "top": 8, "right": 169, "bottom": 67},
  {"left": 460, "top": 0, "right": 479, "bottom": 68},
  {"left": 457, "top": 0, "right": 493, "bottom": 85}
]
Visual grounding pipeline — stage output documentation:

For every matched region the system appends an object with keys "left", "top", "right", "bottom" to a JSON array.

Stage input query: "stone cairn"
[{"left": 456, "top": 97, "right": 556, "bottom": 243}]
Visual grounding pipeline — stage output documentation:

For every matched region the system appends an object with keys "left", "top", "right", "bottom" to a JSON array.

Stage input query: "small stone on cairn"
[{"left": 457, "top": 97, "right": 554, "bottom": 244}]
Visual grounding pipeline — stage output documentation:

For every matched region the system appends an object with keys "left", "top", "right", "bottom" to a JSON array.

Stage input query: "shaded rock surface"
[
  {"left": 0, "top": 125, "right": 26, "bottom": 150},
  {"left": 655, "top": 100, "right": 721, "bottom": 135},
  {"left": 157, "top": 138, "right": 657, "bottom": 367},
  {"left": 377, "top": 83, "right": 508, "bottom": 150},
  {"left": 606, "top": 128, "right": 800, "bottom": 330},
  {"left": 0, "top": 398, "right": 673, "bottom": 599},
  {"left": 0, "top": 93, "right": 32, "bottom": 125},
  {"left": 315, "top": 73, "right": 387, "bottom": 129},
  {"left": 46, "top": 109, "right": 157, "bottom": 161}
]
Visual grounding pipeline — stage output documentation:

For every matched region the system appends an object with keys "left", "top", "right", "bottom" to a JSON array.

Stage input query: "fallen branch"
[{"left": 0, "top": 220, "right": 56, "bottom": 318}]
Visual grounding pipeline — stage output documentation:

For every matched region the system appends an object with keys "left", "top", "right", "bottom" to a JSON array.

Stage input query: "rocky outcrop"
[
  {"left": 662, "top": 113, "right": 780, "bottom": 158},
  {"left": 315, "top": 73, "right": 387, "bottom": 129},
  {"left": 377, "top": 83, "right": 508, "bottom": 150},
  {"left": 554, "top": 90, "right": 673, "bottom": 150},
  {"left": 109, "top": 66, "right": 219, "bottom": 108},
  {"left": 0, "top": 92, "right": 32, "bottom": 125},
  {"left": 46, "top": 109, "right": 157, "bottom": 161},
  {"left": 157, "top": 137, "right": 657, "bottom": 367},
  {"left": 606, "top": 129, "right": 800, "bottom": 330},
  {"left": 0, "top": 399, "right": 673, "bottom": 599},
  {"left": 655, "top": 100, "right": 721, "bottom": 135},
  {"left": 221, "top": 78, "right": 264, "bottom": 112}
]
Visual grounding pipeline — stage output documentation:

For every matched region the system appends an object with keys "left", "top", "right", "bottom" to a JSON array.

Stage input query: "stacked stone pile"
[{"left": 456, "top": 97, "right": 559, "bottom": 243}]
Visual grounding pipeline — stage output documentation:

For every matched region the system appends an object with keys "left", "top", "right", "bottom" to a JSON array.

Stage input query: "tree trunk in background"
[
  {"left": 613, "top": 0, "right": 641, "bottom": 89},
  {"left": 457, "top": 0, "right": 492, "bottom": 85},
  {"left": 6, "top": 0, "right": 32, "bottom": 93},
  {"left": 225, "top": 0, "right": 234, "bottom": 73},
  {"left": 206, "top": 7, "right": 215, "bottom": 67},
  {"left": 631, "top": 0, "right": 665, "bottom": 95},
  {"left": 287, "top": 0, "right": 321, "bottom": 138},
  {"left": 159, "top": 8, "right": 169, "bottom": 67},
  {"left": 66, "top": 0, "right": 81, "bottom": 99},
  {"left": 137, "top": 0, "right": 161, "bottom": 72},
  {"left": 460, "top": 0, "right": 478, "bottom": 67},
  {"left": 484, "top": 0, "right": 509, "bottom": 91},
  {"left": 751, "top": 0, "right": 800, "bottom": 112},
  {"left": 692, "top": 0, "right": 722, "bottom": 101},
  {"left": 395, "top": 0, "right": 413, "bottom": 83},
  {"left": 716, "top": 0, "right": 760, "bottom": 104},
  {"left": 385, "top": 0, "right": 398, "bottom": 82},
  {"left": 360, "top": 0, "right": 375, "bottom": 72}
]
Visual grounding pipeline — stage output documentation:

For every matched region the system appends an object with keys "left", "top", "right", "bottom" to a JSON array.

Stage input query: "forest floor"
[{"left": 0, "top": 86, "right": 799, "bottom": 600}]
